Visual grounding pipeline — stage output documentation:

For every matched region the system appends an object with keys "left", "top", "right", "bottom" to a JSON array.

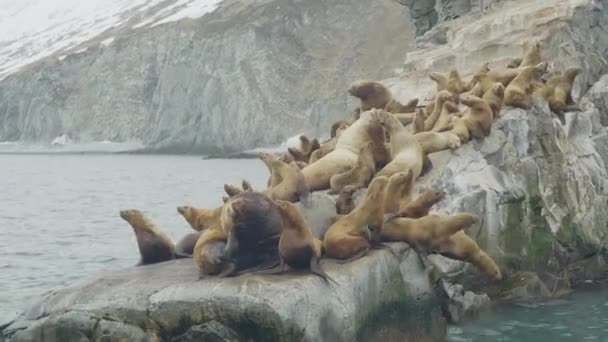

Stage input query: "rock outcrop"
[
  {"left": 386, "top": 0, "right": 608, "bottom": 295},
  {"left": 2, "top": 194, "right": 446, "bottom": 342},
  {"left": 0, "top": 0, "right": 415, "bottom": 154}
]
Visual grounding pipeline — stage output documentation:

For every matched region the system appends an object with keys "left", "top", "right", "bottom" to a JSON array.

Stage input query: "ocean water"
[{"left": 1, "top": 153, "right": 608, "bottom": 341}]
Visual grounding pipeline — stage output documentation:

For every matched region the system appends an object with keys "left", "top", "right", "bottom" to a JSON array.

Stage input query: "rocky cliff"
[{"left": 0, "top": 0, "right": 415, "bottom": 154}]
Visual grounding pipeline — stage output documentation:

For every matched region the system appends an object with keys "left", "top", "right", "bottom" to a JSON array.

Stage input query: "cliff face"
[{"left": 0, "top": 0, "right": 415, "bottom": 154}]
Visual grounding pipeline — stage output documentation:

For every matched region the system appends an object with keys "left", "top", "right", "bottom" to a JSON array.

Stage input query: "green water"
[{"left": 448, "top": 288, "right": 608, "bottom": 341}]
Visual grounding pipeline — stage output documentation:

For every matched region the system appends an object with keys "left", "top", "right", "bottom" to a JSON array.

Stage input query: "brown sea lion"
[
  {"left": 534, "top": 67, "right": 582, "bottom": 123},
  {"left": 482, "top": 82, "right": 505, "bottom": 118},
  {"left": 432, "top": 230, "right": 502, "bottom": 280},
  {"left": 381, "top": 212, "right": 478, "bottom": 252},
  {"left": 348, "top": 80, "right": 417, "bottom": 113},
  {"left": 504, "top": 62, "right": 548, "bottom": 109},
  {"left": 324, "top": 176, "right": 389, "bottom": 261},
  {"left": 430, "top": 100, "right": 461, "bottom": 132},
  {"left": 220, "top": 191, "right": 283, "bottom": 276},
  {"left": 255, "top": 200, "right": 336, "bottom": 284},
  {"left": 302, "top": 110, "right": 376, "bottom": 191},
  {"left": 366, "top": 121, "right": 391, "bottom": 170},
  {"left": 329, "top": 141, "right": 375, "bottom": 194},
  {"left": 520, "top": 42, "right": 542, "bottom": 67},
  {"left": 384, "top": 171, "right": 414, "bottom": 214},
  {"left": 175, "top": 232, "right": 200, "bottom": 257},
  {"left": 414, "top": 131, "right": 461, "bottom": 155},
  {"left": 371, "top": 110, "right": 424, "bottom": 181},
  {"left": 450, "top": 93, "right": 494, "bottom": 141},
  {"left": 119, "top": 209, "right": 175, "bottom": 265},
  {"left": 331, "top": 120, "right": 351, "bottom": 138},
  {"left": 177, "top": 205, "right": 222, "bottom": 232},
  {"left": 259, "top": 152, "right": 309, "bottom": 203},
  {"left": 336, "top": 185, "right": 357, "bottom": 215},
  {"left": 399, "top": 189, "right": 446, "bottom": 218},
  {"left": 424, "top": 90, "right": 459, "bottom": 131}
]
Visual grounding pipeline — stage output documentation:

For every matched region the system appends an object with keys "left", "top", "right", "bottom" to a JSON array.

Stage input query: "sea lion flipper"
[
  {"left": 310, "top": 257, "right": 338, "bottom": 285},
  {"left": 288, "top": 147, "right": 308, "bottom": 163},
  {"left": 216, "top": 261, "right": 237, "bottom": 278}
]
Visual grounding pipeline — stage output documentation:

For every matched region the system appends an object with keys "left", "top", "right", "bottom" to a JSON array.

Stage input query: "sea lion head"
[
  {"left": 119, "top": 209, "right": 140, "bottom": 222},
  {"left": 367, "top": 176, "right": 389, "bottom": 200},
  {"left": 348, "top": 80, "right": 382, "bottom": 99},
  {"left": 459, "top": 94, "right": 482, "bottom": 107}
]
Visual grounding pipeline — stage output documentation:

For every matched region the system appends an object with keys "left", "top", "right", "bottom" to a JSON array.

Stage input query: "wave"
[{"left": 203, "top": 134, "right": 328, "bottom": 160}]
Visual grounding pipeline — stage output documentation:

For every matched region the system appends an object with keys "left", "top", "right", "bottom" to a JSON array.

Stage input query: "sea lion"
[
  {"left": 324, "top": 176, "right": 389, "bottom": 261},
  {"left": 258, "top": 152, "right": 309, "bottom": 203},
  {"left": 466, "top": 66, "right": 520, "bottom": 98},
  {"left": 371, "top": 110, "right": 424, "bottom": 180},
  {"left": 384, "top": 171, "right": 414, "bottom": 214},
  {"left": 504, "top": 62, "right": 548, "bottom": 109},
  {"left": 242, "top": 180, "right": 254, "bottom": 192},
  {"left": 302, "top": 110, "right": 376, "bottom": 191},
  {"left": 424, "top": 90, "right": 459, "bottom": 131},
  {"left": 447, "top": 69, "right": 468, "bottom": 94},
  {"left": 450, "top": 93, "right": 494, "bottom": 141},
  {"left": 287, "top": 147, "right": 308, "bottom": 163},
  {"left": 432, "top": 230, "right": 502, "bottom": 280},
  {"left": 413, "top": 131, "right": 462, "bottom": 154},
  {"left": 308, "top": 137, "right": 337, "bottom": 164},
  {"left": 329, "top": 141, "right": 375, "bottom": 194},
  {"left": 119, "top": 209, "right": 176, "bottom": 265},
  {"left": 255, "top": 200, "right": 336, "bottom": 284},
  {"left": 429, "top": 72, "right": 448, "bottom": 93},
  {"left": 220, "top": 191, "right": 283, "bottom": 276},
  {"left": 520, "top": 42, "right": 542, "bottom": 67},
  {"left": 177, "top": 205, "right": 222, "bottom": 232},
  {"left": 175, "top": 232, "right": 200, "bottom": 256},
  {"left": 430, "top": 100, "right": 461, "bottom": 132},
  {"left": 224, "top": 184, "right": 243, "bottom": 198},
  {"left": 399, "top": 189, "right": 446, "bottom": 218},
  {"left": 412, "top": 109, "right": 426, "bottom": 134},
  {"left": 381, "top": 212, "right": 479, "bottom": 252},
  {"left": 348, "top": 80, "right": 417, "bottom": 113},
  {"left": 534, "top": 67, "right": 582, "bottom": 124},
  {"left": 336, "top": 185, "right": 357, "bottom": 215},
  {"left": 193, "top": 224, "right": 228, "bottom": 277},
  {"left": 465, "top": 62, "right": 491, "bottom": 91},
  {"left": 482, "top": 82, "right": 505, "bottom": 118},
  {"left": 290, "top": 161, "right": 308, "bottom": 170},
  {"left": 331, "top": 120, "right": 351, "bottom": 138}
]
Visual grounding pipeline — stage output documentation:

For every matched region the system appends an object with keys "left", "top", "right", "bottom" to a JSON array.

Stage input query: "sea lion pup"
[
  {"left": 331, "top": 120, "right": 350, "bottom": 138},
  {"left": 430, "top": 100, "right": 461, "bottom": 132},
  {"left": 534, "top": 67, "right": 582, "bottom": 123},
  {"left": 520, "top": 41, "right": 542, "bottom": 67},
  {"left": 119, "top": 209, "right": 176, "bottom": 265},
  {"left": 372, "top": 109, "right": 424, "bottom": 180},
  {"left": 432, "top": 230, "right": 502, "bottom": 280},
  {"left": 324, "top": 176, "right": 389, "bottom": 261},
  {"left": 193, "top": 223, "right": 228, "bottom": 277},
  {"left": 413, "top": 131, "right": 462, "bottom": 154},
  {"left": 450, "top": 93, "right": 494, "bottom": 142},
  {"left": 255, "top": 200, "right": 336, "bottom": 284},
  {"left": 220, "top": 191, "right": 283, "bottom": 276},
  {"left": 504, "top": 62, "right": 548, "bottom": 109},
  {"left": 329, "top": 141, "right": 375, "bottom": 194},
  {"left": 482, "top": 82, "right": 505, "bottom": 118},
  {"left": 399, "top": 189, "right": 446, "bottom": 218},
  {"left": 384, "top": 171, "right": 414, "bottom": 214},
  {"left": 336, "top": 185, "right": 357, "bottom": 215},
  {"left": 348, "top": 80, "right": 417, "bottom": 113},
  {"left": 506, "top": 57, "right": 522, "bottom": 69},
  {"left": 381, "top": 212, "right": 479, "bottom": 254},
  {"left": 301, "top": 110, "right": 376, "bottom": 191},
  {"left": 177, "top": 205, "right": 222, "bottom": 232},
  {"left": 424, "top": 90, "right": 458, "bottom": 131},
  {"left": 258, "top": 152, "right": 309, "bottom": 203}
]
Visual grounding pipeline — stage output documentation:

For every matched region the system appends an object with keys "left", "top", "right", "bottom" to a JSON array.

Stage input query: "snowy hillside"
[{"left": 0, "top": 0, "right": 223, "bottom": 79}]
